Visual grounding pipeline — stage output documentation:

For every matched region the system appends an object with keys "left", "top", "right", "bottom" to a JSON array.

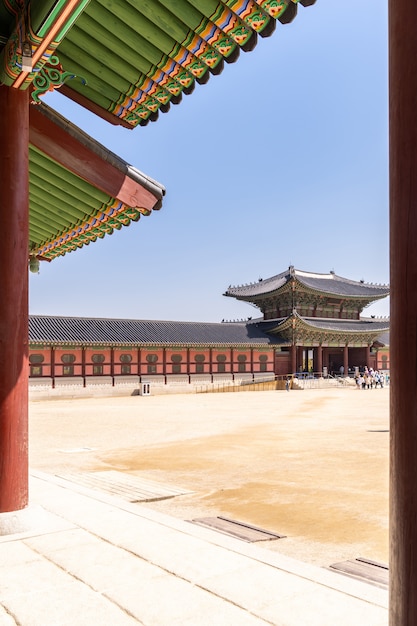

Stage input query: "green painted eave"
[
  {"left": 0, "top": 1, "right": 316, "bottom": 126},
  {"left": 56, "top": 0, "right": 316, "bottom": 127},
  {"left": 28, "top": 105, "right": 165, "bottom": 261}
]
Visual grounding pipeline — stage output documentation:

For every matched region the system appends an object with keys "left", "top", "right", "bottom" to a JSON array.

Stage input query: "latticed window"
[
  {"left": 259, "top": 354, "right": 268, "bottom": 372},
  {"left": 146, "top": 354, "right": 158, "bottom": 373},
  {"left": 120, "top": 354, "right": 132, "bottom": 363},
  {"left": 216, "top": 354, "right": 226, "bottom": 373},
  {"left": 237, "top": 354, "right": 247, "bottom": 373},
  {"left": 120, "top": 354, "right": 132, "bottom": 374},
  {"left": 92, "top": 354, "right": 105, "bottom": 375},
  {"left": 195, "top": 354, "right": 205, "bottom": 373},
  {"left": 29, "top": 354, "right": 44, "bottom": 364},
  {"left": 61, "top": 353, "right": 75, "bottom": 374},
  {"left": 29, "top": 354, "right": 44, "bottom": 377},
  {"left": 61, "top": 354, "right": 76, "bottom": 363},
  {"left": 171, "top": 354, "right": 182, "bottom": 373}
]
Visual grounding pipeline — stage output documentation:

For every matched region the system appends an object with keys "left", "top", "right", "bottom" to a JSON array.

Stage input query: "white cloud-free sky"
[{"left": 29, "top": 0, "right": 389, "bottom": 322}]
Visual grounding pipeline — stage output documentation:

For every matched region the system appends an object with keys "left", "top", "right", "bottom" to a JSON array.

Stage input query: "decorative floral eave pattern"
[{"left": 35, "top": 200, "right": 154, "bottom": 260}]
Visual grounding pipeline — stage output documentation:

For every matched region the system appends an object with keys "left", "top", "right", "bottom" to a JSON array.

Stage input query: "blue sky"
[{"left": 29, "top": 0, "right": 389, "bottom": 322}]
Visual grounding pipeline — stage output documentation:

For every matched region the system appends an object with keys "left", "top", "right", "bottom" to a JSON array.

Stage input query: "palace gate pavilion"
[{"left": 28, "top": 267, "right": 389, "bottom": 387}]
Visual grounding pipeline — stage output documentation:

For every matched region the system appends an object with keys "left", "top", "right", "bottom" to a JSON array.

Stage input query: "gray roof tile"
[
  {"left": 225, "top": 268, "right": 389, "bottom": 299},
  {"left": 301, "top": 317, "right": 390, "bottom": 332},
  {"left": 29, "top": 315, "right": 284, "bottom": 346}
]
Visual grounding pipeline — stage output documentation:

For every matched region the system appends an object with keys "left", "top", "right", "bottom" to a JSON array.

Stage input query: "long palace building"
[{"left": 29, "top": 267, "right": 390, "bottom": 388}]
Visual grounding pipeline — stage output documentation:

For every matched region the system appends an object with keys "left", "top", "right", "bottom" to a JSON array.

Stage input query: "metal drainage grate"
[
  {"left": 329, "top": 557, "right": 389, "bottom": 588},
  {"left": 56, "top": 470, "right": 193, "bottom": 503},
  {"left": 188, "top": 516, "right": 286, "bottom": 542},
  {"left": 367, "top": 430, "right": 389, "bottom": 433}
]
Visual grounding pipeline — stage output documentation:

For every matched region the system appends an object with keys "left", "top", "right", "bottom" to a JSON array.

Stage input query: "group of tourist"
[{"left": 355, "top": 367, "right": 385, "bottom": 389}]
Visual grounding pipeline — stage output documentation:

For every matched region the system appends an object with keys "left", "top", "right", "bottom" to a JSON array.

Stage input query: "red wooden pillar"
[
  {"left": 0, "top": 85, "right": 29, "bottom": 513},
  {"left": 163, "top": 348, "right": 167, "bottom": 384},
  {"left": 390, "top": 0, "right": 417, "bottom": 621},
  {"left": 51, "top": 346, "right": 55, "bottom": 388},
  {"left": 366, "top": 344, "right": 372, "bottom": 370},
  {"left": 317, "top": 345, "right": 323, "bottom": 375},
  {"left": 291, "top": 344, "right": 296, "bottom": 373},
  {"left": 110, "top": 346, "right": 114, "bottom": 384},
  {"left": 343, "top": 345, "right": 349, "bottom": 377},
  {"left": 250, "top": 347, "right": 254, "bottom": 380},
  {"left": 324, "top": 350, "right": 329, "bottom": 372},
  {"left": 82, "top": 346, "right": 86, "bottom": 386},
  {"left": 297, "top": 346, "right": 303, "bottom": 371}
]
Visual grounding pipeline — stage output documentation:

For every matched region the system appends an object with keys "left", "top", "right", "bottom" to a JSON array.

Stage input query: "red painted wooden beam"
[
  {"left": 29, "top": 104, "right": 163, "bottom": 211},
  {"left": 58, "top": 84, "right": 134, "bottom": 129}
]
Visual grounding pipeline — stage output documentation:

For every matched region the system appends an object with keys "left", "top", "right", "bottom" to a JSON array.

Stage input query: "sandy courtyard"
[{"left": 29, "top": 386, "right": 389, "bottom": 568}]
